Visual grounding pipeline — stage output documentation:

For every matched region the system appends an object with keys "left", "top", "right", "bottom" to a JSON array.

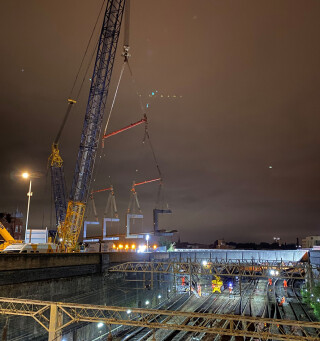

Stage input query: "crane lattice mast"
[
  {"left": 59, "top": 0, "right": 126, "bottom": 250},
  {"left": 49, "top": 99, "right": 76, "bottom": 228}
]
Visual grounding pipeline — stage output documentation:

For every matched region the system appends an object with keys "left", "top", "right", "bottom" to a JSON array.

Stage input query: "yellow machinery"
[
  {"left": 49, "top": 0, "right": 126, "bottom": 251},
  {"left": 0, "top": 221, "right": 22, "bottom": 251},
  {"left": 212, "top": 275, "right": 223, "bottom": 293}
]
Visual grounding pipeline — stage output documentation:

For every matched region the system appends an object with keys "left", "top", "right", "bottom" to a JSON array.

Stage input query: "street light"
[
  {"left": 22, "top": 172, "right": 32, "bottom": 243},
  {"left": 273, "top": 237, "right": 281, "bottom": 246}
]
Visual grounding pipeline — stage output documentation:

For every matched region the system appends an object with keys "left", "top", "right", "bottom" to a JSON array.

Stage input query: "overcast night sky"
[{"left": 0, "top": 0, "right": 320, "bottom": 244}]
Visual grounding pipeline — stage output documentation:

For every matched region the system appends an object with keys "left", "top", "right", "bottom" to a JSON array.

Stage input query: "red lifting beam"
[
  {"left": 91, "top": 187, "right": 113, "bottom": 195},
  {"left": 103, "top": 116, "right": 147, "bottom": 140},
  {"left": 133, "top": 177, "right": 161, "bottom": 188}
]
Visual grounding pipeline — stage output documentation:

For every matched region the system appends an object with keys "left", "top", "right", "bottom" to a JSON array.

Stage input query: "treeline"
[{"left": 225, "top": 241, "right": 298, "bottom": 250}]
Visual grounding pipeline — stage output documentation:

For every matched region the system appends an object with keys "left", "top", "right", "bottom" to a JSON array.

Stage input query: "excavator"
[
  {"left": 0, "top": 221, "right": 22, "bottom": 251},
  {"left": 49, "top": 0, "right": 127, "bottom": 251}
]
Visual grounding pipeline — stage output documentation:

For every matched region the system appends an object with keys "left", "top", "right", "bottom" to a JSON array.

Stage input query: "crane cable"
[
  {"left": 143, "top": 121, "right": 162, "bottom": 179},
  {"left": 53, "top": 0, "right": 106, "bottom": 148},
  {"left": 126, "top": 59, "right": 164, "bottom": 205},
  {"left": 143, "top": 128, "right": 163, "bottom": 206},
  {"left": 103, "top": 0, "right": 134, "bottom": 138},
  {"left": 90, "top": 59, "right": 127, "bottom": 197},
  {"left": 48, "top": 1, "right": 106, "bottom": 230},
  {"left": 91, "top": 0, "right": 164, "bottom": 209},
  {"left": 127, "top": 61, "right": 147, "bottom": 117},
  {"left": 69, "top": 0, "right": 106, "bottom": 101},
  {"left": 91, "top": 0, "right": 132, "bottom": 192},
  {"left": 93, "top": 59, "right": 164, "bottom": 205},
  {"left": 102, "top": 61, "right": 127, "bottom": 138}
]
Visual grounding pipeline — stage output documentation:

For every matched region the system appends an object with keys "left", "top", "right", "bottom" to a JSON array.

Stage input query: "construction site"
[
  {"left": 0, "top": 249, "right": 320, "bottom": 340},
  {"left": 1, "top": 0, "right": 320, "bottom": 340}
]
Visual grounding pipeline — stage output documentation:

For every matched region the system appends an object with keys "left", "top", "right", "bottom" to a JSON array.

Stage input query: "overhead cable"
[{"left": 69, "top": 0, "right": 106, "bottom": 99}]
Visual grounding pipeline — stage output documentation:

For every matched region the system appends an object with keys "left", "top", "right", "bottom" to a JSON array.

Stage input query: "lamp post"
[{"left": 22, "top": 172, "right": 32, "bottom": 242}]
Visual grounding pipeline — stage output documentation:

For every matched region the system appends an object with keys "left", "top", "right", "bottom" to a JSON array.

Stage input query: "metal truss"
[
  {"left": 61, "top": 0, "right": 126, "bottom": 250},
  {"left": 0, "top": 297, "right": 319, "bottom": 341},
  {"left": 108, "top": 259, "right": 315, "bottom": 280},
  {"left": 49, "top": 145, "right": 68, "bottom": 227},
  {"left": 70, "top": 0, "right": 125, "bottom": 203},
  {"left": 50, "top": 164, "right": 67, "bottom": 227}
]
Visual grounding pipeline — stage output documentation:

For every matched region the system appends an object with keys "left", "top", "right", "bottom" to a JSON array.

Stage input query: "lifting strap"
[{"left": 103, "top": 61, "right": 127, "bottom": 139}]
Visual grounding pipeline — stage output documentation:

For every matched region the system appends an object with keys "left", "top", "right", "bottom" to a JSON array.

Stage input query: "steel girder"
[
  {"left": 108, "top": 259, "right": 314, "bottom": 280},
  {"left": 0, "top": 297, "right": 319, "bottom": 340}
]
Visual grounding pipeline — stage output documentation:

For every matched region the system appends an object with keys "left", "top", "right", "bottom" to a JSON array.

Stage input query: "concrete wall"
[
  {"left": 0, "top": 253, "right": 102, "bottom": 271},
  {"left": 0, "top": 252, "right": 153, "bottom": 285},
  {"left": 0, "top": 253, "right": 109, "bottom": 285},
  {"left": 0, "top": 252, "right": 151, "bottom": 271}
]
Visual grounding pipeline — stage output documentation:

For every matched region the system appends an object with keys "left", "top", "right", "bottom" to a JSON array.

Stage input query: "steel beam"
[
  {"left": 108, "top": 259, "right": 314, "bottom": 280},
  {"left": 0, "top": 297, "right": 319, "bottom": 340}
]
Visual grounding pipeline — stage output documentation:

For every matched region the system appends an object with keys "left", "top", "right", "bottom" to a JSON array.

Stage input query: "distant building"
[
  {"left": 216, "top": 239, "right": 227, "bottom": 249},
  {"left": 211, "top": 239, "right": 235, "bottom": 249},
  {"left": 175, "top": 241, "right": 211, "bottom": 249},
  {"left": 301, "top": 236, "right": 320, "bottom": 248},
  {"left": 0, "top": 209, "right": 24, "bottom": 240}
]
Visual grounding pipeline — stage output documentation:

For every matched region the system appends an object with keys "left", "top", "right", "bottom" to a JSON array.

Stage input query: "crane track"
[
  {"left": 161, "top": 294, "right": 218, "bottom": 341},
  {"left": 287, "top": 279, "right": 314, "bottom": 322},
  {"left": 116, "top": 277, "right": 319, "bottom": 341},
  {"left": 116, "top": 293, "right": 191, "bottom": 340},
  {"left": 271, "top": 278, "right": 319, "bottom": 338},
  {"left": 210, "top": 279, "right": 259, "bottom": 341},
  {"left": 163, "top": 280, "right": 258, "bottom": 341}
]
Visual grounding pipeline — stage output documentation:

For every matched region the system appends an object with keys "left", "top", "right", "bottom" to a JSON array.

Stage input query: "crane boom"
[
  {"left": 48, "top": 99, "right": 76, "bottom": 227},
  {"left": 50, "top": 159, "right": 67, "bottom": 225},
  {"left": 0, "top": 222, "right": 15, "bottom": 243},
  {"left": 59, "top": 0, "right": 126, "bottom": 250},
  {"left": 0, "top": 221, "right": 23, "bottom": 251}
]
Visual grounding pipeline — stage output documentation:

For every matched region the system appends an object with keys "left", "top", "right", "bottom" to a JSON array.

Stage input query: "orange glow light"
[
  {"left": 119, "top": 244, "right": 123, "bottom": 249},
  {"left": 22, "top": 172, "right": 30, "bottom": 179},
  {"left": 153, "top": 244, "right": 157, "bottom": 249}
]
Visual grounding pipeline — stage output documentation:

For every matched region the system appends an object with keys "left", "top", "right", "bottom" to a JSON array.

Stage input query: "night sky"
[{"left": 1, "top": 0, "right": 320, "bottom": 244}]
